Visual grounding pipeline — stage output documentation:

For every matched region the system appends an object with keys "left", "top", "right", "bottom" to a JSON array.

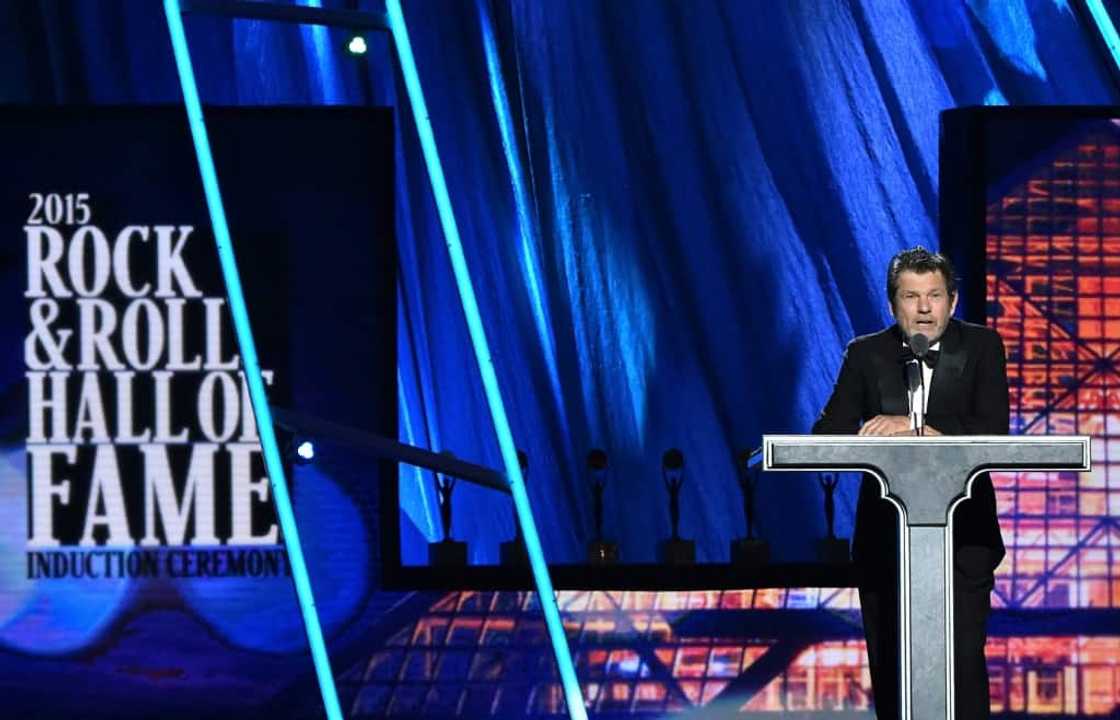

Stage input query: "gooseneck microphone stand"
[{"left": 909, "top": 333, "right": 931, "bottom": 437}]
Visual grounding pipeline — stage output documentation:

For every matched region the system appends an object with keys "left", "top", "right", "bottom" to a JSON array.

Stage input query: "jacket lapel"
[
  {"left": 928, "top": 320, "right": 966, "bottom": 415},
  {"left": 878, "top": 326, "right": 910, "bottom": 417}
]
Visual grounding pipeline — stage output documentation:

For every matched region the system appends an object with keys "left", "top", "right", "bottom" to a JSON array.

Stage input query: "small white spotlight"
[
  {"left": 347, "top": 36, "right": 367, "bottom": 55},
  {"left": 296, "top": 441, "right": 315, "bottom": 462}
]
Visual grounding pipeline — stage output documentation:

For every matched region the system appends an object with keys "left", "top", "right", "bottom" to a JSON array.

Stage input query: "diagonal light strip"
[
  {"left": 595, "top": 591, "right": 694, "bottom": 708},
  {"left": 998, "top": 302, "right": 1118, "bottom": 435},
  {"left": 1015, "top": 518, "right": 1109, "bottom": 607},
  {"left": 161, "top": 4, "right": 343, "bottom": 719},
  {"left": 383, "top": 2, "right": 586, "bottom": 718},
  {"left": 1083, "top": 0, "right": 1120, "bottom": 76},
  {"left": 1017, "top": 368, "right": 1102, "bottom": 436},
  {"left": 991, "top": 278, "right": 1104, "bottom": 434},
  {"left": 992, "top": 277, "right": 1102, "bottom": 361},
  {"left": 991, "top": 584, "right": 1014, "bottom": 608},
  {"left": 819, "top": 588, "right": 842, "bottom": 608}
]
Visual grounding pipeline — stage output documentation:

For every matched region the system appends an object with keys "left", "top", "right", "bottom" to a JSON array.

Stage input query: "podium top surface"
[
  {"left": 762, "top": 435, "right": 1091, "bottom": 525},
  {"left": 763, "top": 434, "right": 1090, "bottom": 470},
  {"left": 763, "top": 434, "right": 1089, "bottom": 446}
]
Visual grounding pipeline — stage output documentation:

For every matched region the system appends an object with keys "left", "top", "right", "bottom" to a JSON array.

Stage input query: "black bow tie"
[{"left": 899, "top": 348, "right": 940, "bottom": 369}]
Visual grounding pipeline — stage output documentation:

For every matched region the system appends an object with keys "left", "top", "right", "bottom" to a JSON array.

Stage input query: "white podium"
[{"left": 763, "top": 435, "right": 1091, "bottom": 720}]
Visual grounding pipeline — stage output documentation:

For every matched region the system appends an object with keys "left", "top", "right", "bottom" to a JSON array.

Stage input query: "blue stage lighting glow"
[
  {"left": 477, "top": 1, "right": 571, "bottom": 442},
  {"left": 298, "top": 0, "right": 344, "bottom": 103},
  {"left": 968, "top": 0, "right": 1047, "bottom": 81},
  {"left": 385, "top": 2, "right": 587, "bottom": 718},
  {"left": 161, "top": 3, "right": 343, "bottom": 720},
  {"left": 983, "top": 88, "right": 1008, "bottom": 106}
]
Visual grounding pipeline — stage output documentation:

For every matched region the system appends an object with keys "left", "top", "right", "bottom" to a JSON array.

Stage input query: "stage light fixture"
[
  {"left": 347, "top": 35, "right": 367, "bottom": 55},
  {"left": 274, "top": 425, "right": 314, "bottom": 467}
]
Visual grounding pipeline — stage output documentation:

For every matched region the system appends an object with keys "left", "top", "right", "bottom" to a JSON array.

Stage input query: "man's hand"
[
  {"left": 890, "top": 425, "right": 945, "bottom": 437},
  {"left": 856, "top": 418, "right": 946, "bottom": 436},
  {"left": 858, "top": 415, "right": 911, "bottom": 436}
]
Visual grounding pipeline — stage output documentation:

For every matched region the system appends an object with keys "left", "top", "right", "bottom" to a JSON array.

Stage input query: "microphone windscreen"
[
  {"left": 905, "top": 360, "right": 922, "bottom": 392},
  {"left": 910, "top": 332, "right": 930, "bottom": 358}
]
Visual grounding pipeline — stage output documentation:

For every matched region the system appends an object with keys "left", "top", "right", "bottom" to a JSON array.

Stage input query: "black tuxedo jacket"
[{"left": 812, "top": 319, "right": 1009, "bottom": 570}]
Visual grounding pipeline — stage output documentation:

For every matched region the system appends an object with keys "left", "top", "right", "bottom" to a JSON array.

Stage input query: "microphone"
[
  {"left": 909, "top": 332, "right": 930, "bottom": 359},
  {"left": 908, "top": 332, "right": 930, "bottom": 436}
]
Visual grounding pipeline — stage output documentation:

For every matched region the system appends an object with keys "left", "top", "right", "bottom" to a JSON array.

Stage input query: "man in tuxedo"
[{"left": 813, "top": 247, "right": 1008, "bottom": 719}]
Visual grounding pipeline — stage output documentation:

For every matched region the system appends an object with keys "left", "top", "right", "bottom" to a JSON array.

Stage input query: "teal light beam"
[
  {"left": 1084, "top": 0, "right": 1120, "bottom": 73},
  {"left": 161, "top": 4, "right": 343, "bottom": 720},
  {"left": 384, "top": 2, "right": 586, "bottom": 718}
]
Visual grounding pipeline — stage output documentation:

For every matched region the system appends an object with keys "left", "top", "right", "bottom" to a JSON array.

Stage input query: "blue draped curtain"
[{"left": 4, "top": 0, "right": 1116, "bottom": 564}]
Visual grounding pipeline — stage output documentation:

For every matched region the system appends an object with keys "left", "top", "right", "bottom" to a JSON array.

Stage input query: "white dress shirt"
[{"left": 907, "top": 340, "right": 940, "bottom": 431}]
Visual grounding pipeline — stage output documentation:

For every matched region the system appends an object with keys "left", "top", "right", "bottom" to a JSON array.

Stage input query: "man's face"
[{"left": 891, "top": 270, "right": 957, "bottom": 343}]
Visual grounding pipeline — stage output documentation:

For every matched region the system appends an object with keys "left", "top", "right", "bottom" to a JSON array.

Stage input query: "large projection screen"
[{"left": 0, "top": 106, "right": 394, "bottom": 720}]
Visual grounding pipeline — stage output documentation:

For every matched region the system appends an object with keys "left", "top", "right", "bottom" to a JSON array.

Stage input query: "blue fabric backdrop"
[{"left": 2, "top": 0, "right": 1117, "bottom": 565}]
